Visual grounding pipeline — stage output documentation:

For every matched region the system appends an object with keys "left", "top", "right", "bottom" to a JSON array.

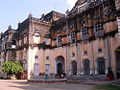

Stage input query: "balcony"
[
  {"left": 6, "top": 42, "right": 16, "bottom": 50},
  {"left": 115, "top": 0, "right": 120, "bottom": 11}
]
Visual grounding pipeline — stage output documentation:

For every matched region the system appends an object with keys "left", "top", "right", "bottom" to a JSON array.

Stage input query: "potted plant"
[{"left": 107, "top": 67, "right": 114, "bottom": 80}]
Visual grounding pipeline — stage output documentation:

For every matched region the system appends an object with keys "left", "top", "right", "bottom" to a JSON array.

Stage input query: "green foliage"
[
  {"left": 92, "top": 84, "right": 120, "bottom": 90},
  {"left": 2, "top": 61, "right": 24, "bottom": 74}
]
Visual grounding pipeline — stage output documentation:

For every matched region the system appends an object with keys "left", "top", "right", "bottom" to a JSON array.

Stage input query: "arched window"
[
  {"left": 71, "top": 61, "right": 77, "bottom": 75},
  {"left": 97, "top": 57, "right": 105, "bottom": 75},
  {"left": 83, "top": 59, "right": 90, "bottom": 75}
]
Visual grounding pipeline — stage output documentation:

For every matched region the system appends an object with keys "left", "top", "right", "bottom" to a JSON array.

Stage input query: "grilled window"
[
  {"left": 94, "top": 22, "right": 104, "bottom": 37},
  {"left": 57, "top": 36, "right": 62, "bottom": 47},
  {"left": 70, "top": 31, "right": 76, "bottom": 43},
  {"left": 81, "top": 27, "right": 89, "bottom": 40}
]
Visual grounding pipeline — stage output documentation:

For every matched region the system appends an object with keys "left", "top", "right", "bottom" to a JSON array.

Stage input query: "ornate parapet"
[{"left": 115, "top": 0, "right": 120, "bottom": 11}]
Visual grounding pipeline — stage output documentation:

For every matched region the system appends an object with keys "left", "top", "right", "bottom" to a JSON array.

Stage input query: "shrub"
[{"left": 2, "top": 61, "right": 23, "bottom": 75}]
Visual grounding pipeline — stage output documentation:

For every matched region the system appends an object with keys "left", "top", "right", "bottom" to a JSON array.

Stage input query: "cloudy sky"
[
  {"left": 0, "top": 0, "right": 78, "bottom": 32},
  {"left": 67, "top": 0, "right": 78, "bottom": 7}
]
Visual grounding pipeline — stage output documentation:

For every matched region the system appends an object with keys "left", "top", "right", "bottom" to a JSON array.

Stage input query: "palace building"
[{"left": 0, "top": 0, "right": 120, "bottom": 80}]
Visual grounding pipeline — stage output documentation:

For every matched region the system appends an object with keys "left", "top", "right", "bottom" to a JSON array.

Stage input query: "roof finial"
[
  {"left": 18, "top": 21, "right": 21, "bottom": 27},
  {"left": 66, "top": 9, "right": 69, "bottom": 15},
  {"left": 28, "top": 13, "right": 32, "bottom": 18},
  {"left": 8, "top": 25, "right": 12, "bottom": 30}
]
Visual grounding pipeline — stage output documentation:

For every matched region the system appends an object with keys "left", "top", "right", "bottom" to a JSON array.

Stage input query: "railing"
[
  {"left": 6, "top": 42, "right": 16, "bottom": 49},
  {"left": 115, "top": 0, "right": 120, "bottom": 11},
  {"left": 68, "top": 0, "right": 115, "bottom": 18}
]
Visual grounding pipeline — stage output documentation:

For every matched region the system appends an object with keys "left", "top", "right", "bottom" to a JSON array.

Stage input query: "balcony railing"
[{"left": 68, "top": 0, "right": 114, "bottom": 18}]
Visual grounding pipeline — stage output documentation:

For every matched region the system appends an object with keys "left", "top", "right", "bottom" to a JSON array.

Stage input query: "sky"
[{"left": 0, "top": 0, "right": 77, "bottom": 32}]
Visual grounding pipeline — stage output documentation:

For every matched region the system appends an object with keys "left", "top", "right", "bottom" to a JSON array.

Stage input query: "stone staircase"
[
  {"left": 29, "top": 75, "right": 67, "bottom": 83},
  {"left": 67, "top": 75, "right": 107, "bottom": 83},
  {"left": 29, "top": 75, "right": 106, "bottom": 83}
]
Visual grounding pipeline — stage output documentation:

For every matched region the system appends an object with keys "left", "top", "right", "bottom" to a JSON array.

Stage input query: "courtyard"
[{"left": 0, "top": 80, "right": 96, "bottom": 90}]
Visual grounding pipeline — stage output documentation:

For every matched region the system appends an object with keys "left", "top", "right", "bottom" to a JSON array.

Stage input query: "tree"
[{"left": 2, "top": 61, "right": 23, "bottom": 75}]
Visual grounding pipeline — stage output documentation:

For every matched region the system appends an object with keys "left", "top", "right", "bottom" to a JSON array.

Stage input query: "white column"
[
  {"left": 105, "top": 36, "right": 111, "bottom": 74},
  {"left": 66, "top": 47, "right": 69, "bottom": 75},
  {"left": 91, "top": 41, "right": 95, "bottom": 75},
  {"left": 54, "top": 60, "right": 57, "bottom": 74},
  {"left": 27, "top": 46, "right": 32, "bottom": 80},
  {"left": 78, "top": 44, "right": 81, "bottom": 75}
]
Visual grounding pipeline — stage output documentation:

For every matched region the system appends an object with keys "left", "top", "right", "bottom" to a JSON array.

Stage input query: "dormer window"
[
  {"left": 81, "top": 27, "right": 89, "bottom": 40},
  {"left": 57, "top": 36, "right": 62, "bottom": 47},
  {"left": 94, "top": 22, "right": 104, "bottom": 37},
  {"left": 70, "top": 31, "right": 76, "bottom": 43}
]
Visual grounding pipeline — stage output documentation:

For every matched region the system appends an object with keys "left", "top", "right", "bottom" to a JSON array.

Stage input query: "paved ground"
[
  {"left": 0, "top": 80, "right": 96, "bottom": 90},
  {"left": 0, "top": 80, "right": 118, "bottom": 90}
]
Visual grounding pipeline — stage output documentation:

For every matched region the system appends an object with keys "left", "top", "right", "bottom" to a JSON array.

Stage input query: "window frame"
[
  {"left": 94, "top": 22, "right": 104, "bottom": 37},
  {"left": 57, "top": 36, "right": 62, "bottom": 47},
  {"left": 81, "top": 27, "right": 89, "bottom": 40},
  {"left": 70, "top": 31, "right": 76, "bottom": 43}
]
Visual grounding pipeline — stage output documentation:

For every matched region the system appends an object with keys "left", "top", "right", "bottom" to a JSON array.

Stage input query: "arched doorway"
[
  {"left": 54, "top": 56, "right": 65, "bottom": 76},
  {"left": 71, "top": 61, "right": 77, "bottom": 75},
  {"left": 83, "top": 59, "right": 90, "bottom": 75},
  {"left": 96, "top": 57, "right": 105, "bottom": 75},
  {"left": 57, "top": 63, "right": 62, "bottom": 75},
  {"left": 115, "top": 46, "right": 120, "bottom": 79}
]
